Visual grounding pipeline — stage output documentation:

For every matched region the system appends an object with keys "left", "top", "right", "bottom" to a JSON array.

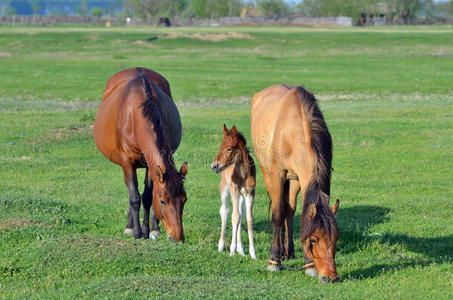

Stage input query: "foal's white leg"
[
  {"left": 245, "top": 193, "right": 256, "bottom": 259},
  {"left": 218, "top": 187, "right": 230, "bottom": 252},
  {"left": 229, "top": 186, "right": 240, "bottom": 256},
  {"left": 235, "top": 194, "right": 245, "bottom": 256}
]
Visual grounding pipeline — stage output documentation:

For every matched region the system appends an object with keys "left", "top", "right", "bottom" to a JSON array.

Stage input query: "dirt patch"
[
  {"left": 131, "top": 40, "right": 160, "bottom": 48},
  {"left": 0, "top": 218, "right": 46, "bottom": 231},
  {"left": 31, "top": 124, "right": 93, "bottom": 145},
  {"left": 163, "top": 32, "right": 254, "bottom": 42}
]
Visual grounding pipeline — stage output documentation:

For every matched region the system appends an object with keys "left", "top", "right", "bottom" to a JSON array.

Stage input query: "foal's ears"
[
  {"left": 307, "top": 203, "right": 317, "bottom": 220},
  {"left": 180, "top": 162, "right": 188, "bottom": 177},
  {"left": 223, "top": 124, "right": 229, "bottom": 136},
  {"left": 231, "top": 125, "right": 237, "bottom": 136},
  {"left": 331, "top": 199, "right": 340, "bottom": 216},
  {"left": 155, "top": 165, "right": 164, "bottom": 183}
]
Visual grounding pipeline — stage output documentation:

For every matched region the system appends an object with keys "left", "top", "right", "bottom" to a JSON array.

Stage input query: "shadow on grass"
[{"left": 255, "top": 205, "right": 453, "bottom": 279}]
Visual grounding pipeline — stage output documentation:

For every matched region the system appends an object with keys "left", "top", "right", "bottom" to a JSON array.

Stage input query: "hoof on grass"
[
  {"left": 123, "top": 228, "right": 134, "bottom": 236},
  {"left": 149, "top": 230, "right": 160, "bottom": 240}
]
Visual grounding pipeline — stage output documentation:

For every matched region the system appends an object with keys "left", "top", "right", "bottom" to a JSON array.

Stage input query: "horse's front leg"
[
  {"left": 218, "top": 185, "right": 230, "bottom": 252},
  {"left": 122, "top": 164, "right": 142, "bottom": 239},
  {"left": 265, "top": 172, "right": 284, "bottom": 271},
  {"left": 229, "top": 185, "right": 241, "bottom": 256},
  {"left": 284, "top": 180, "right": 299, "bottom": 259},
  {"left": 141, "top": 169, "right": 153, "bottom": 239}
]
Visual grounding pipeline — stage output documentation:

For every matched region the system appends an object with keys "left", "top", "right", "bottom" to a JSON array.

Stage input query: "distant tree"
[
  {"left": 31, "top": 1, "right": 40, "bottom": 15},
  {"left": 390, "top": 0, "right": 421, "bottom": 24},
  {"left": 295, "top": 0, "right": 321, "bottom": 17},
  {"left": 0, "top": 0, "right": 12, "bottom": 16},
  {"left": 258, "top": 0, "right": 289, "bottom": 17},
  {"left": 78, "top": 0, "right": 88, "bottom": 16},
  {"left": 92, "top": 7, "right": 103, "bottom": 17},
  {"left": 125, "top": 0, "right": 188, "bottom": 20},
  {"left": 191, "top": 0, "right": 242, "bottom": 18}
]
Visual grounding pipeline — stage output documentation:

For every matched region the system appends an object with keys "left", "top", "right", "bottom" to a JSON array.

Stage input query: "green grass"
[{"left": 0, "top": 26, "right": 452, "bottom": 299}]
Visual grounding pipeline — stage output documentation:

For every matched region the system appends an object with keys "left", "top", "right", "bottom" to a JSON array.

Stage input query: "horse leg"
[
  {"left": 218, "top": 184, "right": 230, "bottom": 252},
  {"left": 284, "top": 180, "right": 299, "bottom": 259},
  {"left": 265, "top": 171, "right": 284, "bottom": 271},
  {"left": 236, "top": 194, "right": 245, "bottom": 256},
  {"left": 245, "top": 189, "right": 256, "bottom": 259},
  {"left": 123, "top": 205, "right": 134, "bottom": 235},
  {"left": 122, "top": 163, "right": 142, "bottom": 239},
  {"left": 141, "top": 168, "right": 153, "bottom": 239},
  {"left": 149, "top": 208, "right": 160, "bottom": 240},
  {"left": 229, "top": 185, "right": 240, "bottom": 256}
]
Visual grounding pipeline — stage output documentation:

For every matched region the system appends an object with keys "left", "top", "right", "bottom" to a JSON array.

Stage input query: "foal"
[{"left": 211, "top": 125, "right": 256, "bottom": 259}]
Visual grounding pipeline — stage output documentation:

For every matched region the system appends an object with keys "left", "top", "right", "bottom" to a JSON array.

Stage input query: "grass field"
[{"left": 0, "top": 25, "right": 452, "bottom": 299}]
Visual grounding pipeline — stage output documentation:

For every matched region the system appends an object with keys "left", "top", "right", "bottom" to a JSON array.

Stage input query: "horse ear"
[
  {"left": 155, "top": 165, "right": 164, "bottom": 183},
  {"left": 180, "top": 162, "right": 188, "bottom": 177},
  {"left": 231, "top": 125, "right": 237, "bottom": 137},
  {"left": 331, "top": 199, "right": 340, "bottom": 216},
  {"left": 223, "top": 124, "right": 228, "bottom": 136},
  {"left": 307, "top": 203, "right": 317, "bottom": 220}
]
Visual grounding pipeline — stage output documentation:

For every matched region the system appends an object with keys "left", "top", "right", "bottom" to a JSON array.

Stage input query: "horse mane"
[
  {"left": 297, "top": 86, "right": 338, "bottom": 242},
  {"left": 137, "top": 67, "right": 184, "bottom": 197}
]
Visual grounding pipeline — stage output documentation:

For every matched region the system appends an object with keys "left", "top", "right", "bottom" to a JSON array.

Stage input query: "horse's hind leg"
[
  {"left": 245, "top": 188, "right": 256, "bottom": 259},
  {"left": 141, "top": 168, "right": 154, "bottom": 239},
  {"left": 122, "top": 163, "right": 142, "bottom": 239},
  {"left": 236, "top": 194, "right": 245, "bottom": 256}
]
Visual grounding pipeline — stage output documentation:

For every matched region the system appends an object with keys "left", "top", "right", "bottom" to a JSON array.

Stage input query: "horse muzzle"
[
  {"left": 211, "top": 162, "right": 221, "bottom": 174},
  {"left": 319, "top": 275, "right": 340, "bottom": 284}
]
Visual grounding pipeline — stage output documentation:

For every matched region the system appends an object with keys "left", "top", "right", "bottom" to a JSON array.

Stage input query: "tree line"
[{"left": 2, "top": 0, "right": 453, "bottom": 24}]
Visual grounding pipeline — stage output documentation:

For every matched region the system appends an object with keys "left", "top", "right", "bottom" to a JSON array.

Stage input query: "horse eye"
[
  {"left": 227, "top": 148, "right": 233, "bottom": 152},
  {"left": 160, "top": 200, "right": 166, "bottom": 206},
  {"left": 310, "top": 239, "right": 317, "bottom": 245}
]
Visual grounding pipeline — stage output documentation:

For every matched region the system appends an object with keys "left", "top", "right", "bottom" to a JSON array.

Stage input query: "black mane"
[
  {"left": 137, "top": 68, "right": 184, "bottom": 197},
  {"left": 297, "top": 86, "right": 338, "bottom": 241}
]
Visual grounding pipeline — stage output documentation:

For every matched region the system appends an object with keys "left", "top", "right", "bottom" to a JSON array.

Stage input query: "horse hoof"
[
  {"left": 237, "top": 248, "right": 245, "bottom": 256},
  {"left": 267, "top": 264, "right": 281, "bottom": 272},
  {"left": 123, "top": 228, "right": 134, "bottom": 236},
  {"left": 218, "top": 240, "right": 225, "bottom": 252},
  {"left": 149, "top": 231, "right": 160, "bottom": 240},
  {"left": 305, "top": 268, "right": 318, "bottom": 277}
]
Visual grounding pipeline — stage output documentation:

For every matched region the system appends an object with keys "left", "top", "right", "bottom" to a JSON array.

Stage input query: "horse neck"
[{"left": 233, "top": 145, "right": 253, "bottom": 180}]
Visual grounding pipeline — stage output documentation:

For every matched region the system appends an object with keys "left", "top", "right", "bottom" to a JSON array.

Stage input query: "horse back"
[
  {"left": 94, "top": 68, "right": 180, "bottom": 167},
  {"left": 251, "top": 84, "right": 315, "bottom": 177}
]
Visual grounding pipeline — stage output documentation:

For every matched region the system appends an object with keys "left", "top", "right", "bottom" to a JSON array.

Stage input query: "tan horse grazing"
[
  {"left": 211, "top": 125, "right": 257, "bottom": 259},
  {"left": 93, "top": 67, "right": 188, "bottom": 242},
  {"left": 251, "top": 84, "right": 340, "bottom": 283}
]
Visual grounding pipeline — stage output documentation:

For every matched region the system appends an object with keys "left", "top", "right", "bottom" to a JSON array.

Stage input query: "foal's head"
[
  {"left": 211, "top": 124, "right": 245, "bottom": 173},
  {"left": 152, "top": 162, "right": 188, "bottom": 242},
  {"left": 302, "top": 199, "right": 340, "bottom": 283}
]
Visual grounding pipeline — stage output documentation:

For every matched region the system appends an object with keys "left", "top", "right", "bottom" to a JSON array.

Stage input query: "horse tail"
[{"left": 296, "top": 86, "right": 335, "bottom": 241}]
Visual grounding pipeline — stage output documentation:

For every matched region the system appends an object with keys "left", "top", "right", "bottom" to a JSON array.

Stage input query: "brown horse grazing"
[
  {"left": 251, "top": 84, "right": 340, "bottom": 283},
  {"left": 93, "top": 67, "right": 188, "bottom": 242},
  {"left": 211, "top": 125, "right": 256, "bottom": 259}
]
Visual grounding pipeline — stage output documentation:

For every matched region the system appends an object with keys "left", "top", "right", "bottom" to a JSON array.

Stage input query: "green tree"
[
  {"left": 31, "top": 1, "right": 40, "bottom": 15},
  {"left": 125, "top": 0, "right": 187, "bottom": 20},
  {"left": 258, "top": 0, "right": 289, "bottom": 17},
  {"left": 191, "top": 0, "right": 242, "bottom": 18},
  {"left": 78, "top": 0, "right": 88, "bottom": 16},
  {"left": 92, "top": 7, "right": 103, "bottom": 17}
]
